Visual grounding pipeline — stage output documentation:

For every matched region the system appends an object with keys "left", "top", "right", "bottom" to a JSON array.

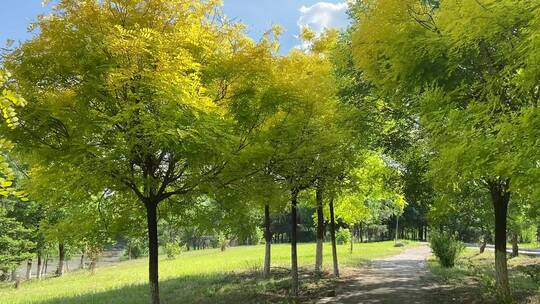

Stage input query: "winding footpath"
[{"left": 317, "top": 245, "right": 478, "bottom": 304}]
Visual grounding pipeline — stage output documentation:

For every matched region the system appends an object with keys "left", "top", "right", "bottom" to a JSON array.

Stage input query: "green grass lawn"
[
  {"left": 1, "top": 241, "right": 412, "bottom": 304},
  {"left": 429, "top": 248, "right": 540, "bottom": 304}
]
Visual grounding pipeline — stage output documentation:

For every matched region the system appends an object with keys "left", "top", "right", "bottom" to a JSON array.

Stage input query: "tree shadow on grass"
[{"left": 34, "top": 268, "right": 339, "bottom": 304}]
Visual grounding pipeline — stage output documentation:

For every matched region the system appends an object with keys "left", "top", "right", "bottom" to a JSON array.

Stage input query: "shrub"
[
  {"left": 336, "top": 228, "right": 351, "bottom": 245},
  {"left": 520, "top": 225, "right": 537, "bottom": 243},
  {"left": 254, "top": 227, "right": 264, "bottom": 245},
  {"left": 124, "top": 239, "right": 148, "bottom": 259},
  {"left": 429, "top": 230, "right": 464, "bottom": 268},
  {"left": 164, "top": 242, "right": 181, "bottom": 259},
  {"left": 218, "top": 233, "right": 229, "bottom": 252}
]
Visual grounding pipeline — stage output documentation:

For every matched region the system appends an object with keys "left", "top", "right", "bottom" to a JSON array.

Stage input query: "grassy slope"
[
  {"left": 1, "top": 241, "right": 412, "bottom": 304},
  {"left": 429, "top": 248, "right": 540, "bottom": 303}
]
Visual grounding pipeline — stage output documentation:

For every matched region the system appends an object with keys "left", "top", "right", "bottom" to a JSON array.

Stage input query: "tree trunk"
[
  {"left": 43, "top": 254, "right": 49, "bottom": 277},
  {"left": 290, "top": 189, "right": 299, "bottom": 297},
  {"left": 359, "top": 223, "right": 363, "bottom": 243},
  {"left": 80, "top": 250, "right": 85, "bottom": 269},
  {"left": 263, "top": 204, "right": 272, "bottom": 278},
  {"left": 146, "top": 201, "right": 160, "bottom": 304},
  {"left": 480, "top": 237, "right": 487, "bottom": 254},
  {"left": 315, "top": 186, "right": 324, "bottom": 273},
  {"left": 36, "top": 253, "right": 42, "bottom": 279},
  {"left": 350, "top": 225, "right": 354, "bottom": 254},
  {"left": 511, "top": 231, "right": 519, "bottom": 257},
  {"left": 489, "top": 180, "right": 511, "bottom": 300},
  {"left": 329, "top": 196, "right": 339, "bottom": 277},
  {"left": 90, "top": 256, "right": 97, "bottom": 275},
  {"left": 56, "top": 243, "right": 65, "bottom": 277},
  {"left": 26, "top": 259, "right": 32, "bottom": 280},
  {"left": 395, "top": 215, "right": 399, "bottom": 244}
]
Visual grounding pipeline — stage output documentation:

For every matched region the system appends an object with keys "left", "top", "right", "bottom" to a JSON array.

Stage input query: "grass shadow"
[{"left": 31, "top": 267, "right": 339, "bottom": 304}]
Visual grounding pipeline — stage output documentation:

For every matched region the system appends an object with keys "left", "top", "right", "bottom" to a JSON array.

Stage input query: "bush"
[
  {"left": 520, "top": 225, "right": 537, "bottom": 243},
  {"left": 218, "top": 233, "right": 229, "bottom": 252},
  {"left": 336, "top": 228, "right": 351, "bottom": 245},
  {"left": 254, "top": 227, "right": 264, "bottom": 245},
  {"left": 124, "top": 239, "right": 148, "bottom": 259},
  {"left": 429, "top": 230, "right": 464, "bottom": 268},
  {"left": 164, "top": 242, "right": 181, "bottom": 259}
]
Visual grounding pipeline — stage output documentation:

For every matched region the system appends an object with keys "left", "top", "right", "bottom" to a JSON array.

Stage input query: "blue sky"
[{"left": 0, "top": 0, "right": 350, "bottom": 52}]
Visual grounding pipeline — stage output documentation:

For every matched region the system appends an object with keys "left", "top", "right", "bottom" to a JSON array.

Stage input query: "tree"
[
  {"left": 430, "top": 182, "right": 493, "bottom": 247},
  {"left": 3, "top": 1, "right": 273, "bottom": 302},
  {"left": 351, "top": 0, "right": 540, "bottom": 298},
  {"left": 5, "top": 199, "right": 46, "bottom": 280},
  {"left": 295, "top": 27, "right": 372, "bottom": 278},
  {"left": 334, "top": 153, "right": 406, "bottom": 252},
  {"left": 257, "top": 45, "right": 347, "bottom": 295},
  {"left": 0, "top": 207, "right": 34, "bottom": 281}
]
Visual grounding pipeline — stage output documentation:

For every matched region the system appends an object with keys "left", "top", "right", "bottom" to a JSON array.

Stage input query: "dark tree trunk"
[
  {"left": 56, "top": 243, "right": 65, "bottom": 277},
  {"left": 511, "top": 231, "right": 519, "bottom": 257},
  {"left": 359, "top": 223, "right": 363, "bottom": 243},
  {"left": 263, "top": 204, "right": 272, "bottom": 278},
  {"left": 290, "top": 189, "right": 299, "bottom": 297},
  {"left": 26, "top": 259, "right": 32, "bottom": 280},
  {"left": 329, "top": 196, "right": 339, "bottom": 277},
  {"left": 146, "top": 201, "right": 160, "bottom": 304},
  {"left": 480, "top": 238, "right": 487, "bottom": 254},
  {"left": 489, "top": 180, "right": 511, "bottom": 300},
  {"left": 315, "top": 185, "right": 324, "bottom": 272},
  {"left": 36, "top": 253, "right": 42, "bottom": 279}
]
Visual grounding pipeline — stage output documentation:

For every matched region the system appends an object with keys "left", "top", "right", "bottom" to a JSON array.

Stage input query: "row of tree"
[
  {"left": 0, "top": 1, "right": 409, "bottom": 302},
  {"left": 1, "top": 0, "right": 538, "bottom": 303}
]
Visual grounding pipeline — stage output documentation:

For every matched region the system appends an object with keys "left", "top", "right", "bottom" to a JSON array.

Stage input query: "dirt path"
[{"left": 316, "top": 245, "right": 478, "bottom": 304}]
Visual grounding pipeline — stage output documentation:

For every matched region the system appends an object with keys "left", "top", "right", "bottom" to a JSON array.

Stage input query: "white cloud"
[{"left": 297, "top": 2, "right": 350, "bottom": 35}]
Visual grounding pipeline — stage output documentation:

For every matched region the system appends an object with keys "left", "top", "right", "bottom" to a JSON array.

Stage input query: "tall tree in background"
[
  {"left": 259, "top": 45, "right": 349, "bottom": 295},
  {"left": 333, "top": 153, "right": 406, "bottom": 252},
  {"left": 0, "top": 207, "right": 34, "bottom": 280},
  {"left": 352, "top": 0, "right": 540, "bottom": 298}
]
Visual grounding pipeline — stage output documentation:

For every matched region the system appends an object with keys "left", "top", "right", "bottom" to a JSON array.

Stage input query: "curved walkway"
[{"left": 317, "top": 245, "right": 478, "bottom": 304}]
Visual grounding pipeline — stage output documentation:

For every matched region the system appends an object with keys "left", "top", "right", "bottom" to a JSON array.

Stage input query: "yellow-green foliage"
[
  {"left": 334, "top": 152, "right": 406, "bottom": 225},
  {"left": 0, "top": 70, "right": 27, "bottom": 199}
]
